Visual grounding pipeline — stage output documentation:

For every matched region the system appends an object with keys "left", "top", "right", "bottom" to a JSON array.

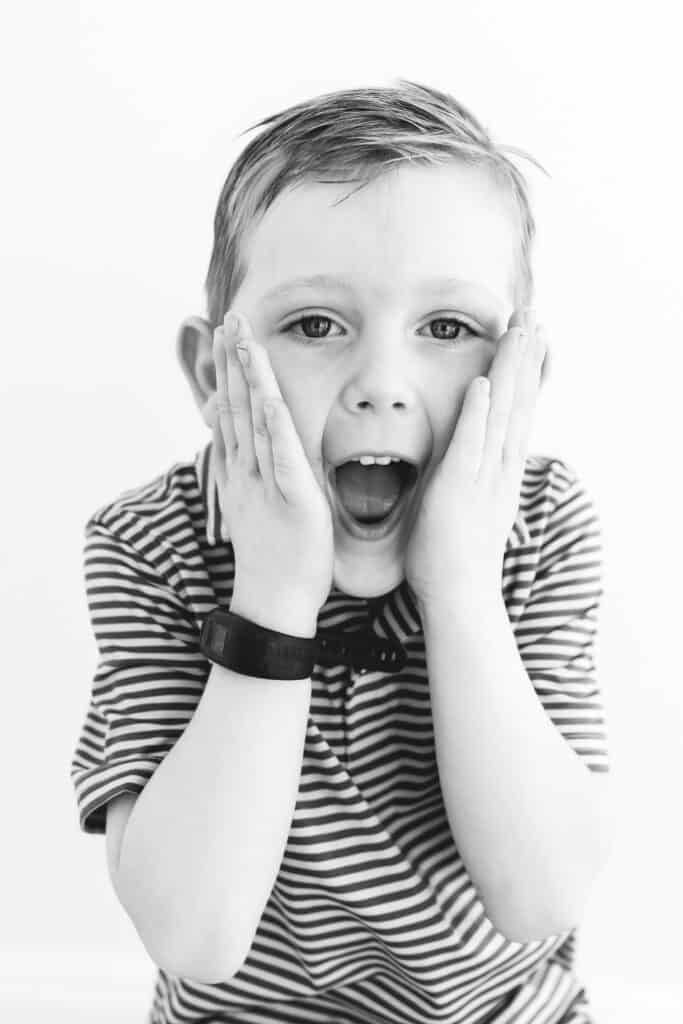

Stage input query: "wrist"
[
  {"left": 229, "top": 587, "right": 319, "bottom": 639},
  {"left": 417, "top": 579, "right": 504, "bottom": 623}
]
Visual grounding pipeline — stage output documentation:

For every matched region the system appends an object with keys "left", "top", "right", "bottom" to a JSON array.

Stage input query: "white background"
[{"left": 1, "top": 1, "right": 681, "bottom": 1020}]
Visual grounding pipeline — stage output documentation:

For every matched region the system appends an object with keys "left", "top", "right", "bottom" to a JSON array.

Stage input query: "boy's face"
[{"left": 186, "top": 162, "right": 524, "bottom": 601}]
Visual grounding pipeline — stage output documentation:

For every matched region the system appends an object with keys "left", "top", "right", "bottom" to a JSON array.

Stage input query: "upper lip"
[{"left": 330, "top": 451, "right": 422, "bottom": 468}]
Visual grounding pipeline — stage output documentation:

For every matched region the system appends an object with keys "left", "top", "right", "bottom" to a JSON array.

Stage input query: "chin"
[{"left": 332, "top": 550, "right": 405, "bottom": 600}]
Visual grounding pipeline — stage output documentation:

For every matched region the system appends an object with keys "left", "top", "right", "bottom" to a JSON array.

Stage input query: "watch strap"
[{"left": 199, "top": 607, "right": 407, "bottom": 678}]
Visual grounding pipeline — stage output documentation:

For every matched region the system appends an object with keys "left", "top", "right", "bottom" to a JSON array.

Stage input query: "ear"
[{"left": 176, "top": 315, "right": 218, "bottom": 430}]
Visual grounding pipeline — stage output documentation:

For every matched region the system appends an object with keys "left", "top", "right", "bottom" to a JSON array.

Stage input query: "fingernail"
[
  {"left": 224, "top": 311, "right": 240, "bottom": 335},
  {"left": 235, "top": 344, "right": 249, "bottom": 366}
]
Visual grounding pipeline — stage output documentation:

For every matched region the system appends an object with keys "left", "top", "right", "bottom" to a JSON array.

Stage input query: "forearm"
[
  {"left": 116, "top": 599, "right": 316, "bottom": 981},
  {"left": 421, "top": 589, "right": 613, "bottom": 942}
]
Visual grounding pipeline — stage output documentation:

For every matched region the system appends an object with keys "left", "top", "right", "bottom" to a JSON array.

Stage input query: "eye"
[
  {"left": 280, "top": 312, "right": 483, "bottom": 344},
  {"left": 282, "top": 313, "right": 342, "bottom": 341},
  {"left": 423, "top": 316, "right": 481, "bottom": 343}
]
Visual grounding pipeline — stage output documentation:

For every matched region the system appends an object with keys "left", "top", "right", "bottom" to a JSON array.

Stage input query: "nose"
[
  {"left": 343, "top": 335, "right": 415, "bottom": 414},
  {"left": 348, "top": 379, "right": 410, "bottom": 416},
  {"left": 356, "top": 396, "right": 407, "bottom": 411}
]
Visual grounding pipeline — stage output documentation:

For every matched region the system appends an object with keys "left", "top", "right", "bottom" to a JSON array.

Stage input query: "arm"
[
  {"left": 422, "top": 587, "right": 614, "bottom": 942},
  {"left": 82, "top": 310, "right": 334, "bottom": 983},
  {"left": 114, "top": 595, "right": 316, "bottom": 983},
  {"left": 404, "top": 312, "right": 614, "bottom": 942}
]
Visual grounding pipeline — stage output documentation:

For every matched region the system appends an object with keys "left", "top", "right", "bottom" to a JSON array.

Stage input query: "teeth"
[{"left": 355, "top": 455, "right": 400, "bottom": 466}]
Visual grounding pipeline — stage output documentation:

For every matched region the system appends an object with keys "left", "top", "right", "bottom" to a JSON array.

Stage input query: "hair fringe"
[{"left": 205, "top": 79, "right": 549, "bottom": 324}]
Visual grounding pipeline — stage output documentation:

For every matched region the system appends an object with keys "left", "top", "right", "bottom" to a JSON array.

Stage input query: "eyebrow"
[{"left": 260, "top": 273, "right": 504, "bottom": 321}]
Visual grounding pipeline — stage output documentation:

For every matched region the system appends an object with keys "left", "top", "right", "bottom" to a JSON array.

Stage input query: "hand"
[
  {"left": 212, "top": 310, "right": 334, "bottom": 627},
  {"left": 404, "top": 308, "right": 547, "bottom": 609}
]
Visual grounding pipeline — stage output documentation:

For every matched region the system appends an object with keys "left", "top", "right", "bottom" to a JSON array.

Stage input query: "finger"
[
  {"left": 540, "top": 335, "right": 551, "bottom": 386},
  {"left": 479, "top": 327, "right": 526, "bottom": 476},
  {"left": 232, "top": 326, "right": 280, "bottom": 500},
  {"left": 230, "top": 312, "right": 317, "bottom": 504},
  {"left": 504, "top": 324, "right": 546, "bottom": 471},
  {"left": 225, "top": 311, "right": 257, "bottom": 475},
  {"left": 227, "top": 310, "right": 322, "bottom": 506},
  {"left": 508, "top": 304, "right": 536, "bottom": 334},
  {"left": 211, "top": 419, "right": 232, "bottom": 541},
  {"left": 263, "top": 398, "right": 319, "bottom": 505},
  {"left": 213, "top": 325, "right": 238, "bottom": 470},
  {"left": 446, "top": 376, "right": 491, "bottom": 483},
  {"left": 212, "top": 417, "right": 228, "bottom": 491}
]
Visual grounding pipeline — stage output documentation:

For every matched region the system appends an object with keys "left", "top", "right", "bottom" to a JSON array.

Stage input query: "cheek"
[
  {"left": 438, "top": 375, "right": 471, "bottom": 426},
  {"left": 430, "top": 372, "right": 480, "bottom": 464},
  {"left": 285, "top": 394, "right": 329, "bottom": 479},
  {"left": 443, "top": 344, "right": 493, "bottom": 413},
  {"left": 439, "top": 343, "right": 491, "bottom": 399},
  {"left": 467, "top": 343, "right": 495, "bottom": 379}
]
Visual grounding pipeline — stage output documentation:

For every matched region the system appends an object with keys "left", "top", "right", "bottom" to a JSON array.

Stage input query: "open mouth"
[{"left": 327, "top": 460, "right": 420, "bottom": 541}]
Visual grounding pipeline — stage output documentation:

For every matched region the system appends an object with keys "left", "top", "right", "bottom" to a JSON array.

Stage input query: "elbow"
[
  {"left": 483, "top": 872, "right": 586, "bottom": 943},
  {"left": 487, "top": 864, "right": 607, "bottom": 943},
  {"left": 153, "top": 948, "right": 243, "bottom": 985},
  {"left": 167, "top": 918, "right": 256, "bottom": 983},
  {"left": 490, "top": 812, "right": 617, "bottom": 943},
  {"left": 147, "top": 926, "right": 249, "bottom": 984},
  {"left": 489, "top": 899, "right": 580, "bottom": 943},
  {"left": 118, "top": 879, "right": 250, "bottom": 984},
  {"left": 155, "top": 912, "right": 255, "bottom": 983}
]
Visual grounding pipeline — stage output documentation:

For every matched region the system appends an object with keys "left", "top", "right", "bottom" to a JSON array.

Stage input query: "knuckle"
[{"left": 236, "top": 347, "right": 250, "bottom": 372}]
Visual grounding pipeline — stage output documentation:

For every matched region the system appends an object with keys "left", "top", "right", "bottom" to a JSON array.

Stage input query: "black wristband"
[
  {"left": 200, "top": 608, "right": 316, "bottom": 679},
  {"left": 199, "top": 607, "right": 407, "bottom": 678}
]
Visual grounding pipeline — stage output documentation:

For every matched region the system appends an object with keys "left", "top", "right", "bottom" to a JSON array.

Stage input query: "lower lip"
[{"left": 330, "top": 471, "right": 418, "bottom": 541}]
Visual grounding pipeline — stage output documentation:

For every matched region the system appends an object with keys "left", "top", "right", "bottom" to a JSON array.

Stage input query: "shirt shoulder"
[
  {"left": 83, "top": 447, "right": 221, "bottom": 616},
  {"left": 86, "top": 455, "right": 199, "bottom": 535},
  {"left": 519, "top": 453, "right": 602, "bottom": 547},
  {"left": 501, "top": 454, "right": 602, "bottom": 613}
]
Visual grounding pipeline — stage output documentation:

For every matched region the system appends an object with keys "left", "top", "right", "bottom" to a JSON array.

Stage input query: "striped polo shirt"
[{"left": 70, "top": 440, "right": 609, "bottom": 1024}]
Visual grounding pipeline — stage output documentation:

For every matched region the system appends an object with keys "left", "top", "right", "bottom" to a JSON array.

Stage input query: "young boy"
[{"left": 70, "top": 80, "right": 613, "bottom": 1024}]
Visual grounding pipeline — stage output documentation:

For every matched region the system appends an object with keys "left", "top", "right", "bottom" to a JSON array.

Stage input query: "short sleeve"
[
  {"left": 69, "top": 520, "right": 208, "bottom": 834},
  {"left": 517, "top": 461, "right": 610, "bottom": 774}
]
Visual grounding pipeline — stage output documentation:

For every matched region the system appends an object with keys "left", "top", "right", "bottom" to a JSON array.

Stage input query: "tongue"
[{"left": 335, "top": 462, "right": 404, "bottom": 523}]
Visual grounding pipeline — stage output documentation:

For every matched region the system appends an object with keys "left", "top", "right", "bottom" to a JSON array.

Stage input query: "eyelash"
[{"left": 281, "top": 313, "right": 482, "bottom": 345}]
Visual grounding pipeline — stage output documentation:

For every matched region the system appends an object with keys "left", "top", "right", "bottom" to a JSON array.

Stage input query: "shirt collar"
[{"left": 194, "top": 439, "right": 531, "bottom": 643}]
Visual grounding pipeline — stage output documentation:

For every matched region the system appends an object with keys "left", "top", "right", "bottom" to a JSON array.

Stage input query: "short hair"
[{"left": 205, "top": 78, "right": 549, "bottom": 326}]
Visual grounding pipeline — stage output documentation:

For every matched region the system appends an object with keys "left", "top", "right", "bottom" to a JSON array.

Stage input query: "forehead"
[{"left": 239, "top": 163, "right": 520, "bottom": 310}]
